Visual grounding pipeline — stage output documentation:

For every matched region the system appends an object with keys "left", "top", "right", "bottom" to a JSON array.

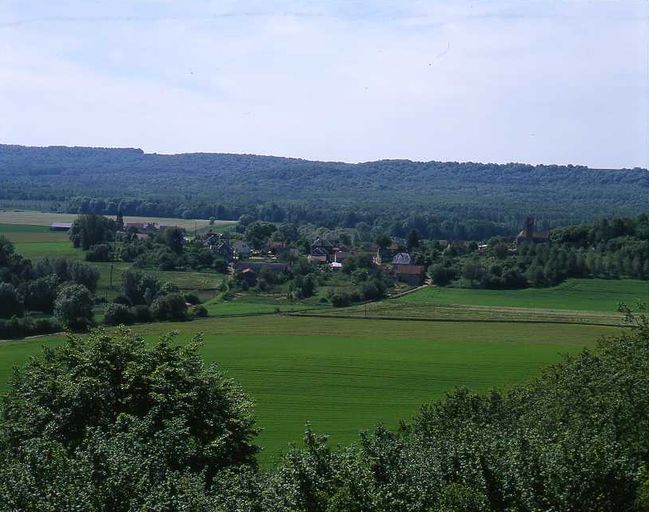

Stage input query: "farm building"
[{"left": 50, "top": 222, "right": 72, "bottom": 231}]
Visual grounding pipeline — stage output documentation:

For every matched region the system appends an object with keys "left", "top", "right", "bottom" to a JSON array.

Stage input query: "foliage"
[
  {"left": 85, "top": 243, "right": 112, "bottom": 262},
  {"left": 103, "top": 303, "right": 135, "bottom": 326},
  {"left": 0, "top": 316, "right": 61, "bottom": 339},
  {"left": 0, "top": 282, "right": 23, "bottom": 318},
  {"left": 0, "top": 328, "right": 259, "bottom": 510},
  {"left": 53, "top": 284, "right": 94, "bottom": 331},
  {"left": 33, "top": 257, "right": 100, "bottom": 292},
  {"left": 122, "top": 269, "right": 161, "bottom": 305},
  {"left": 3, "top": 145, "right": 647, "bottom": 241},
  {"left": 69, "top": 213, "right": 116, "bottom": 250},
  {"left": 151, "top": 293, "right": 189, "bottom": 321}
]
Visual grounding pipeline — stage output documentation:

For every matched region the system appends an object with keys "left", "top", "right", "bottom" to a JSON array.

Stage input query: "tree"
[
  {"left": 245, "top": 221, "right": 277, "bottom": 250},
  {"left": 164, "top": 227, "right": 185, "bottom": 254},
  {"left": 0, "top": 328, "right": 259, "bottom": 510},
  {"left": 0, "top": 283, "right": 23, "bottom": 318},
  {"left": 53, "top": 284, "right": 94, "bottom": 331},
  {"left": 151, "top": 293, "right": 189, "bottom": 321},
  {"left": 69, "top": 214, "right": 116, "bottom": 250},
  {"left": 122, "top": 270, "right": 161, "bottom": 305},
  {"left": 406, "top": 229, "right": 420, "bottom": 250},
  {"left": 103, "top": 303, "right": 134, "bottom": 325},
  {"left": 21, "top": 274, "right": 59, "bottom": 313},
  {"left": 375, "top": 234, "right": 392, "bottom": 249}
]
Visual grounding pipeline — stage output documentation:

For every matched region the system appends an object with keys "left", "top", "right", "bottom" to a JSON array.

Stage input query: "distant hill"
[{"left": 1, "top": 144, "right": 647, "bottom": 239}]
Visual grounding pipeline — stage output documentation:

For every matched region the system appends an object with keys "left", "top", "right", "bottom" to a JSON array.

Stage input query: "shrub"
[
  {"left": 103, "top": 303, "right": 135, "bottom": 326},
  {"left": 0, "top": 316, "right": 61, "bottom": 339},
  {"left": 85, "top": 244, "right": 112, "bottom": 262},
  {"left": 130, "top": 305, "right": 153, "bottom": 323},
  {"left": 112, "top": 295, "right": 132, "bottom": 306},
  {"left": 184, "top": 293, "right": 201, "bottom": 305},
  {"left": 0, "top": 282, "right": 24, "bottom": 319},
  {"left": 151, "top": 293, "right": 188, "bottom": 321},
  {"left": 191, "top": 304, "right": 208, "bottom": 318}
]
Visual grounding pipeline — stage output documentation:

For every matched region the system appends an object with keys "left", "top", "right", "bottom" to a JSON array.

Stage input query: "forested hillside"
[{"left": 1, "top": 144, "right": 647, "bottom": 240}]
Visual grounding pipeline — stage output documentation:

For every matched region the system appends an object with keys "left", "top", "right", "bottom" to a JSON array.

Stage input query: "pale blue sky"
[{"left": 1, "top": 0, "right": 647, "bottom": 168}]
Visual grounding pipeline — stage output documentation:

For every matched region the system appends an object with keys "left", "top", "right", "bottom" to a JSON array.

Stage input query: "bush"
[
  {"left": 151, "top": 293, "right": 188, "bottom": 321},
  {"left": 112, "top": 295, "right": 132, "bottom": 306},
  {"left": 330, "top": 293, "right": 352, "bottom": 308},
  {"left": 85, "top": 244, "right": 112, "bottom": 262},
  {"left": 191, "top": 304, "right": 208, "bottom": 318},
  {"left": 21, "top": 274, "right": 59, "bottom": 313},
  {"left": 0, "top": 316, "right": 61, "bottom": 339},
  {"left": 0, "top": 282, "right": 24, "bottom": 319},
  {"left": 103, "top": 303, "right": 135, "bottom": 326},
  {"left": 184, "top": 293, "right": 201, "bottom": 305},
  {"left": 130, "top": 305, "right": 153, "bottom": 323}
]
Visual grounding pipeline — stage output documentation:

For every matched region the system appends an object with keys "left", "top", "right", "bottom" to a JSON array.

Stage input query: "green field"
[
  {"left": 0, "top": 315, "right": 621, "bottom": 464},
  {"left": 399, "top": 279, "right": 648, "bottom": 312}
]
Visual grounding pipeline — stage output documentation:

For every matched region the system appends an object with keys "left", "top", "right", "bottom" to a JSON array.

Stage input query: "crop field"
[
  {"left": 399, "top": 279, "right": 648, "bottom": 312},
  {"left": 0, "top": 210, "right": 236, "bottom": 230},
  {"left": 0, "top": 315, "right": 622, "bottom": 464}
]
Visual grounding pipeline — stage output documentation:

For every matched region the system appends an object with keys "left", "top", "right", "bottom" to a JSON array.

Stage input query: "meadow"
[
  {"left": 399, "top": 278, "right": 648, "bottom": 312},
  {"left": 0, "top": 315, "right": 622, "bottom": 464}
]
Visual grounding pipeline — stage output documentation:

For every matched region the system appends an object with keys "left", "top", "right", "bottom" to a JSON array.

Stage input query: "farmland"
[
  {"left": 0, "top": 216, "right": 643, "bottom": 463},
  {"left": 0, "top": 210, "right": 236, "bottom": 230},
  {"left": 399, "top": 278, "right": 649, "bottom": 312},
  {"left": 0, "top": 315, "right": 620, "bottom": 464}
]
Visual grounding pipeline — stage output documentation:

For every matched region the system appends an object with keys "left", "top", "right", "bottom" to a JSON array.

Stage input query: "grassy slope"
[
  {"left": 398, "top": 279, "right": 649, "bottom": 312},
  {"left": 0, "top": 316, "right": 620, "bottom": 464}
]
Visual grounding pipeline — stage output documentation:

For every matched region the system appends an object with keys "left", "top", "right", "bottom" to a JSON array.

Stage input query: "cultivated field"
[
  {"left": 399, "top": 279, "right": 648, "bottom": 312},
  {"left": 0, "top": 210, "right": 235, "bottom": 230},
  {"left": 0, "top": 315, "right": 622, "bottom": 464},
  {"left": 299, "top": 279, "right": 648, "bottom": 326}
]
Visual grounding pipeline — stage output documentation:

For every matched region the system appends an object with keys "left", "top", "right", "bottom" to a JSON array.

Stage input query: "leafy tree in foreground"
[{"left": 0, "top": 328, "right": 259, "bottom": 511}]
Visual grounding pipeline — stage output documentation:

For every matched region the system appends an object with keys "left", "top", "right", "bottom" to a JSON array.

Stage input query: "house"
[
  {"left": 310, "top": 237, "right": 335, "bottom": 262},
  {"left": 50, "top": 222, "right": 72, "bottom": 231},
  {"left": 308, "top": 253, "right": 328, "bottom": 264},
  {"left": 374, "top": 247, "right": 395, "bottom": 265},
  {"left": 210, "top": 240, "right": 234, "bottom": 262},
  {"left": 232, "top": 240, "right": 252, "bottom": 258},
  {"left": 392, "top": 252, "right": 412, "bottom": 265},
  {"left": 393, "top": 264, "right": 426, "bottom": 286},
  {"left": 515, "top": 217, "right": 549, "bottom": 245}
]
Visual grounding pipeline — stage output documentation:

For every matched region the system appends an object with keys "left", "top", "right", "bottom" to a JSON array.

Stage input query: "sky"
[{"left": 0, "top": 0, "right": 647, "bottom": 168}]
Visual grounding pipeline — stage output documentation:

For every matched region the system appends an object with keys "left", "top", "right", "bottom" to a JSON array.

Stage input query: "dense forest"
[
  {"left": 1, "top": 144, "right": 647, "bottom": 240},
  {"left": 1, "top": 313, "right": 648, "bottom": 510}
]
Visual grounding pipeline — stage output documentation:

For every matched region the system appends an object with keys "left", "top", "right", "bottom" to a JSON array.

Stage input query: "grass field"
[
  {"left": 398, "top": 279, "right": 649, "bottom": 312},
  {"left": 0, "top": 210, "right": 235, "bottom": 230},
  {"left": 0, "top": 315, "right": 622, "bottom": 464}
]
